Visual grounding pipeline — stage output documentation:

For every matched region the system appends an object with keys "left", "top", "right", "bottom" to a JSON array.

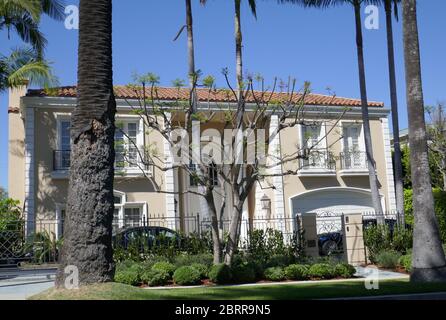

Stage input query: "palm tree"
[
  {"left": 234, "top": 0, "right": 256, "bottom": 96},
  {"left": 278, "top": 0, "right": 384, "bottom": 217},
  {"left": 55, "top": 0, "right": 116, "bottom": 287},
  {"left": 0, "top": 0, "right": 65, "bottom": 55},
  {"left": 402, "top": 0, "right": 446, "bottom": 282},
  {"left": 200, "top": 0, "right": 256, "bottom": 94},
  {"left": 0, "top": 47, "right": 55, "bottom": 92},
  {"left": 0, "top": 0, "right": 64, "bottom": 90},
  {"left": 378, "top": 0, "right": 405, "bottom": 222}
]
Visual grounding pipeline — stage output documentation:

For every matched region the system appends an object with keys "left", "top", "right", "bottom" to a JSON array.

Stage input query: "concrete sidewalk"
[{"left": 0, "top": 268, "right": 56, "bottom": 300}]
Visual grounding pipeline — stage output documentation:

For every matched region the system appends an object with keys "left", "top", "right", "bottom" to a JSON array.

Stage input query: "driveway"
[{"left": 0, "top": 267, "right": 56, "bottom": 300}]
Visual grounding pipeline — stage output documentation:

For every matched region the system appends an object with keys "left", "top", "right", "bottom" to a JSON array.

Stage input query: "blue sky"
[{"left": 1, "top": 0, "right": 446, "bottom": 191}]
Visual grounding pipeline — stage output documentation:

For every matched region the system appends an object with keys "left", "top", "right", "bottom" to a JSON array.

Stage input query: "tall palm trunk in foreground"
[
  {"left": 56, "top": 0, "right": 116, "bottom": 287},
  {"left": 353, "top": 0, "right": 384, "bottom": 217},
  {"left": 402, "top": 0, "right": 446, "bottom": 282},
  {"left": 384, "top": 0, "right": 405, "bottom": 221}
]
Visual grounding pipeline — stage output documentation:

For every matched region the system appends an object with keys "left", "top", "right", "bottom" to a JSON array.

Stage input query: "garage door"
[
  {"left": 291, "top": 188, "right": 379, "bottom": 234},
  {"left": 291, "top": 188, "right": 377, "bottom": 215}
]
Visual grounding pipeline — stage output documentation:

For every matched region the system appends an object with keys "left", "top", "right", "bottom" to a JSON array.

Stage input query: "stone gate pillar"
[
  {"left": 342, "top": 213, "right": 366, "bottom": 266},
  {"left": 297, "top": 213, "right": 319, "bottom": 258}
]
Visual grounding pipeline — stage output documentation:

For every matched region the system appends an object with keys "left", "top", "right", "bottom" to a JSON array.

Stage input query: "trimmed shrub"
[
  {"left": 247, "top": 260, "right": 264, "bottom": 280},
  {"left": 174, "top": 253, "right": 214, "bottom": 268},
  {"left": 334, "top": 263, "right": 356, "bottom": 279},
  {"left": 392, "top": 227, "right": 413, "bottom": 255},
  {"left": 265, "top": 254, "right": 294, "bottom": 268},
  {"left": 116, "top": 260, "right": 137, "bottom": 272},
  {"left": 151, "top": 261, "right": 176, "bottom": 277},
  {"left": 141, "top": 269, "right": 170, "bottom": 287},
  {"left": 405, "top": 188, "right": 446, "bottom": 243},
  {"left": 376, "top": 250, "right": 401, "bottom": 269},
  {"left": 209, "top": 264, "right": 232, "bottom": 284},
  {"left": 264, "top": 267, "right": 286, "bottom": 282},
  {"left": 399, "top": 254, "right": 412, "bottom": 273},
  {"left": 364, "top": 225, "right": 392, "bottom": 263},
  {"left": 190, "top": 263, "right": 209, "bottom": 279},
  {"left": 114, "top": 268, "right": 140, "bottom": 286},
  {"left": 173, "top": 266, "right": 202, "bottom": 286},
  {"left": 231, "top": 263, "right": 256, "bottom": 284},
  {"left": 284, "top": 264, "right": 309, "bottom": 281},
  {"left": 308, "top": 263, "right": 336, "bottom": 279}
]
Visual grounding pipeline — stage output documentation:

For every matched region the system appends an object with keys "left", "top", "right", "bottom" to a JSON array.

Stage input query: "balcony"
[
  {"left": 339, "top": 151, "right": 369, "bottom": 176},
  {"left": 52, "top": 150, "right": 153, "bottom": 179},
  {"left": 298, "top": 150, "right": 336, "bottom": 177}
]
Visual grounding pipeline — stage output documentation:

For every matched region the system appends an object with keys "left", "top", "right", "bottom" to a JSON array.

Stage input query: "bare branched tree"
[{"left": 119, "top": 72, "right": 346, "bottom": 265}]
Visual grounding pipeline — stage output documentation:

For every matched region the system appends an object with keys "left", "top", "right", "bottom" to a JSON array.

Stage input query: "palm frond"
[
  {"left": 9, "top": 12, "right": 47, "bottom": 54},
  {"left": 248, "top": 0, "right": 257, "bottom": 18},
  {"left": 40, "top": 0, "right": 65, "bottom": 21},
  {"left": 0, "top": 47, "right": 58, "bottom": 92},
  {"left": 0, "top": 0, "right": 42, "bottom": 21}
]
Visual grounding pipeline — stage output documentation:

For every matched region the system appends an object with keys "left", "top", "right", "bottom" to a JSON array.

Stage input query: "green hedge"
[
  {"left": 308, "top": 263, "right": 336, "bottom": 279},
  {"left": 404, "top": 188, "right": 446, "bottom": 242},
  {"left": 334, "top": 263, "right": 356, "bottom": 278},
  {"left": 399, "top": 254, "right": 412, "bottom": 273},
  {"left": 141, "top": 269, "right": 170, "bottom": 287},
  {"left": 151, "top": 262, "right": 176, "bottom": 277},
  {"left": 376, "top": 250, "right": 401, "bottom": 269},
  {"left": 208, "top": 264, "right": 232, "bottom": 284},
  {"left": 264, "top": 267, "right": 286, "bottom": 281},
  {"left": 231, "top": 263, "right": 256, "bottom": 284},
  {"left": 173, "top": 266, "right": 202, "bottom": 286},
  {"left": 284, "top": 264, "right": 309, "bottom": 280}
]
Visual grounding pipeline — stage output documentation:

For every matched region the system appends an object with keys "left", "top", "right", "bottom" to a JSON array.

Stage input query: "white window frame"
[
  {"left": 300, "top": 121, "right": 327, "bottom": 150},
  {"left": 55, "top": 113, "right": 72, "bottom": 151},
  {"left": 113, "top": 190, "right": 147, "bottom": 229},
  {"left": 298, "top": 121, "right": 335, "bottom": 176},
  {"left": 341, "top": 121, "right": 365, "bottom": 153},
  {"left": 339, "top": 121, "right": 368, "bottom": 175},
  {"left": 55, "top": 203, "right": 66, "bottom": 240},
  {"left": 115, "top": 116, "right": 146, "bottom": 175}
]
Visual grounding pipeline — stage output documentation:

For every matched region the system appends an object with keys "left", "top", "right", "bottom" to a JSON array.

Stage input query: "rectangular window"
[
  {"left": 112, "top": 208, "right": 120, "bottom": 230},
  {"left": 56, "top": 120, "right": 71, "bottom": 170},
  {"left": 302, "top": 122, "right": 325, "bottom": 149},
  {"left": 343, "top": 124, "right": 362, "bottom": 152},
  {"left": 115, "top": 121, "right": 141, "bottom": 169},
  {"left": 124, "top": 207, "right": 141, "bottom": 228},
  {"left": 189, "top": 163, "right": 198, "bottom": 186},
  {"left": 342, "top": 124, "right": 366, "bottom": 169}
]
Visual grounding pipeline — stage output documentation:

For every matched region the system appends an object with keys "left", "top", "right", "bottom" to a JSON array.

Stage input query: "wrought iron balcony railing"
[
  {"left": 340, "top": 151, "right": 368, "bottom": 170},
  {"left": 299, "top": 149, "right": 336, "bottom": 171}
]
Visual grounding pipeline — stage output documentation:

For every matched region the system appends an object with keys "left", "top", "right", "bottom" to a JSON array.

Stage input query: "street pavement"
[{"left": 0, "top": 267, "right": 56, "bottom": 300}]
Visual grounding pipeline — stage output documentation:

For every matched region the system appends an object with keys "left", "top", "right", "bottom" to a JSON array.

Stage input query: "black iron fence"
[{"left": 0, "top": 211, "right": 407, "bottom": 266}]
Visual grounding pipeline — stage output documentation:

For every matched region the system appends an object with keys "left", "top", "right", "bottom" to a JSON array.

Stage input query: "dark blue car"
[{"left": 112, "top": 226, "right": 181, "bottom": 251}]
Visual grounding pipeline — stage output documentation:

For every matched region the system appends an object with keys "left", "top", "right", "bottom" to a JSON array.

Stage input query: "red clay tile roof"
[{"left": 26, "top": 86, "right": 384, "bottom": 107}]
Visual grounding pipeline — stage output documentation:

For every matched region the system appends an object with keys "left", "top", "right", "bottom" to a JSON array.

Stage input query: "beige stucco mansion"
[{"left": 7, "top": 85, "right": 396, "bottom": 238}]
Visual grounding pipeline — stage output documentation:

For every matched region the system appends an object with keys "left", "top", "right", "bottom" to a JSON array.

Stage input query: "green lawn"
[{"left": 30, "top": 279, "right": 446, "bottom": 300}]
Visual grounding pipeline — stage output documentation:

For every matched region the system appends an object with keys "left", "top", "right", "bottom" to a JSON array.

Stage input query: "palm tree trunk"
[
  {"left": 56, "top": 0, "right": 115, "bottom": 287},
  {"left": 385, "top": 0, "right": 405, "bottom": 224},
  {"left": 402, "top": 0, "right": 446, "bottom": 282},
  {"left": 186, "top": 0, "right": 198, "bottom": 113},
  {"left": 353, "top": 0, "right": 384, "bottom": 218},
  {"left": 185, "top": 0, "right": 222, "bottom": 263},
  {"left": 234, "top": 0, "right": 243, "bottom": 98}
]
